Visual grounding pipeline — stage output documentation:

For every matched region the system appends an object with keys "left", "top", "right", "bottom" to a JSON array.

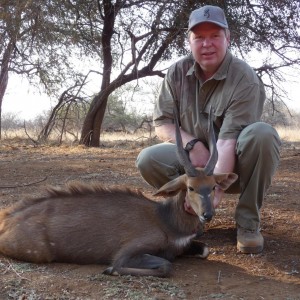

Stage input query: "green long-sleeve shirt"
[{"left": 154, "top": 51, "right": 265, "bottom": 142}]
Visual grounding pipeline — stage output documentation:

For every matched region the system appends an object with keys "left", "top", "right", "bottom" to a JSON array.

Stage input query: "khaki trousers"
[{"left": 136, "top": 122, "right": 281, "bottom": 230}]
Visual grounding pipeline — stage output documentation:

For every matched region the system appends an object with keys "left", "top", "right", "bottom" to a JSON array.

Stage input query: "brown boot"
[{"left": 237, "top": 226, "right": 264, "bottom": 254}]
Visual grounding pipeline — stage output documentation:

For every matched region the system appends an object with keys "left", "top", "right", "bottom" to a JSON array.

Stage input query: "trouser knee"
[
  {"left": 136, "top": 146, "right": 152, "bottom": 174},
  {"left": 136, "top": 143, "right": 180, "bottom": 188},
  {"left": 237, "top": 122, "right": 281, "bottom": 154}
]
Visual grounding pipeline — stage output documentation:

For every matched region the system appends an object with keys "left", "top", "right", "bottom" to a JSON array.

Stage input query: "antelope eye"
[{"left": 188, "top": 186, "right": 194, "bottom": 191}]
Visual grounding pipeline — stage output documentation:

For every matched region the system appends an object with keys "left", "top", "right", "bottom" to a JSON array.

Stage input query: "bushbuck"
[{"left": 0, "top": 107, "right": 238, "bottom": 277}]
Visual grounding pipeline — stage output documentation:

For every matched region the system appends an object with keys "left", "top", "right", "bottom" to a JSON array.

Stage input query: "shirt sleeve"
[{"left": 153, "top": 73, "right": 176, "bottom": 127}]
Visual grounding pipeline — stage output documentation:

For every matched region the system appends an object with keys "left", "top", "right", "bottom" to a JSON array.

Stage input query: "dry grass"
[
  {"left": 102, "top": 126, "right": 300, "bottom": 143},
  {"left": 101, "top": 130, "right": 154, "bottom": 142},
  {"left": 2, "top": 126, "right": 300, "bottom": 145},
  {"left": 275, "top": 126, "right": 300, "bottom": 142},
  {"left": 1, "top": 128, "right": 155, "bottom": 145}
]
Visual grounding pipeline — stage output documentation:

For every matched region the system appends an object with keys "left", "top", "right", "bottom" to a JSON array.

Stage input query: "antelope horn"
[
  {"left": 203, "top": 106, "right": 218, "bottom": 175},
  {"left": 173, "top": 105, "right": 200, "bottom": 177}
]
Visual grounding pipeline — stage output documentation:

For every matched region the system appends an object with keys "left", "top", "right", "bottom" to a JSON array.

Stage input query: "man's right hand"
[{"left": 213, "top": 186, "right": 224, "bottom": 208}]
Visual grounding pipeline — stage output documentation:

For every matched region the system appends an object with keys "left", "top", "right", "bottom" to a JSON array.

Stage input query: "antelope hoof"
[
  {"left": 196, "top": 245, "right": 210, "bottom": 259},
  {"left": 185, "top": 241, "right": 210, "bottom": 259},
  {"left": 103, "top": 266, "right": 119, "bottom": 276}
]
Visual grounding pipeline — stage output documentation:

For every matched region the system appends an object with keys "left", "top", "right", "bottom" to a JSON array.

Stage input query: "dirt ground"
[{"left": 0, "top": 137, "right": 299, "bottom": 300}]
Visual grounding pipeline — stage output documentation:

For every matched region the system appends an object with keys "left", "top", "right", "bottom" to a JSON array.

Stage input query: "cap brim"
[{"left": 189, "top": 20, "right": 228, "bottom": 31}]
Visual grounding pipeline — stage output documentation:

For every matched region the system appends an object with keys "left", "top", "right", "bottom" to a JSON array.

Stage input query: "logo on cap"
[{"left": 204, "top": 8, "right": 210, "bottom": 19}]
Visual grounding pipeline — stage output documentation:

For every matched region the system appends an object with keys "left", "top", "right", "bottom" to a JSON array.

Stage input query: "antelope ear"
[
  {"left": 214, "top": 173, "right": 238, "bottom": 191},
  {"left": 153, "top": 175, "right": 187, "bottom": 197}
]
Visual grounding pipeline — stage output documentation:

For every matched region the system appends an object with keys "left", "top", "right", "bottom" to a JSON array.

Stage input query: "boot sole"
[{"left": 237, "top": 244, "right": 263, "bottom": 254}]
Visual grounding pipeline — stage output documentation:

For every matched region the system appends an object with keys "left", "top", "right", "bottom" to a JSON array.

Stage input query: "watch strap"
[{"left": 184, "top": 138, "right": 201, "bottom": 152}]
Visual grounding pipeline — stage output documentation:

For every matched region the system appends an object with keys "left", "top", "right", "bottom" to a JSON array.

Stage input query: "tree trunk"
[
  {"left": 0, "top": 41, "right": 14, "bottom": 139},
  {"left": 79, "top": 70, "right": 166, "bottom": 147},
  {"left": 0, "top": 70, "right": 8, "bottom": 140},
  {"left": 80, "top": 92, "right": 109, "bottom": 147}
]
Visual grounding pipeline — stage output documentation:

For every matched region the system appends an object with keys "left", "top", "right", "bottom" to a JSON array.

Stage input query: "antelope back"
[{"left": 0, "top": 184, "right": 161, "bottom": 264}]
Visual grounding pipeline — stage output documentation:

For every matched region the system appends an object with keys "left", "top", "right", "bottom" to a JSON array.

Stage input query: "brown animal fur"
[{"left": 0, "top": 182, "right": 209, "bottom": 277}]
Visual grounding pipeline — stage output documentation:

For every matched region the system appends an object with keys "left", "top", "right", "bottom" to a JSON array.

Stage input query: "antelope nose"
[{"left": 203, "top": 212, "right": 213, "bottom": 222}]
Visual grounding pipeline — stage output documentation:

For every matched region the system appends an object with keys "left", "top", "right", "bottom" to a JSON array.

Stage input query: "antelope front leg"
[{"left": 103, "top": 254, "right": 172, "bottom": 277}]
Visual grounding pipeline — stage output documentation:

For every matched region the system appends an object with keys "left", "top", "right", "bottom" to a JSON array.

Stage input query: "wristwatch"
[{"left": 185, "top": 138, "right": 201, "bottom": 152}]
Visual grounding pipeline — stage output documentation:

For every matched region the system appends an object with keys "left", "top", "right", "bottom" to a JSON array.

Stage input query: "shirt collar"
[{"left": 186, "top": 51, "right": 232, "bottom": 81}]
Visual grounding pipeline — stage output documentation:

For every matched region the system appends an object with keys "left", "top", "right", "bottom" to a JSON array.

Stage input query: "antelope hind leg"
[{"left": 103, "top": 254, "right": 172, "bottom": 277}]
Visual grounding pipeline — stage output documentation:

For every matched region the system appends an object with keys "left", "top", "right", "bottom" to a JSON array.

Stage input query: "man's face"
[{"left": 189, "top": 23, "right": 230, "bottom": 78}]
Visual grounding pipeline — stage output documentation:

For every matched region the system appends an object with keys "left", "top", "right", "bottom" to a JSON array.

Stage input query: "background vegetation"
[
  {"left": 2, "top": 94, "right": 300, "bottom": 145},
  {"left": 1, "top": 0, "right": 299, "bottom": 146}
]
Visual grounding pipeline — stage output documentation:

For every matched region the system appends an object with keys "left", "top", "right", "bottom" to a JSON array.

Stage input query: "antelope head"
[{"left": 154, "top": 106, "right": 238, "bottom": 223}]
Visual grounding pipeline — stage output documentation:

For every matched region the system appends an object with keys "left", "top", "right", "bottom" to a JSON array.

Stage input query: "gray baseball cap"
[{"left": 188, "top": 5, "right": 228, "bottom": 31}]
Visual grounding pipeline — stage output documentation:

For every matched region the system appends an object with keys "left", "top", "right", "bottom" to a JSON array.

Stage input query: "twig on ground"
[
  {"left": 0, "top": 176, "right": 48, "bottom": 189},
  {"left": 217, "top": 270, "right": 221, "bottom": 283},
  {"left": 1, "top": 259, "right": 30, "bottom": 281}
]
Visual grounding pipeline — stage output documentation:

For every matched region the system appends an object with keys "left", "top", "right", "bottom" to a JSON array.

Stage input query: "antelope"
[{"left": 0, "top": 107, "right": 237, "bottom": 277}]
